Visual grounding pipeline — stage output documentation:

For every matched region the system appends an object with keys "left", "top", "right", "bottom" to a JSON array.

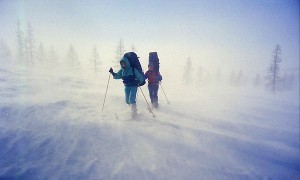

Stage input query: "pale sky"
[{"left": 0, "top": 0, "right": 299, "bottom": 74}]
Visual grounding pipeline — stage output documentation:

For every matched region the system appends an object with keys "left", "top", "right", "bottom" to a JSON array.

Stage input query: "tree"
[
  {"left": 25, "top": 23, "right": 35, "bottom": 65},
  {"left": 48, "top": 46, "right": 59, "bottom": 64},
  {"left": 16, "top": 20, "right": 24, "bottom": 63},
  {"left": 197, "top": 66, "right": 204, "bottom": 86},
  {"left": 253, "top": 74, "right": 262, "bottom": 87},
  {"left": 90, "top": 45, "right": 102, "bottom": 73},
  {"left": 131, "top": 43, "right": 136, "bottom": 52},
  {"left": 265, "top": 44, "right": 282, "bottom": 93},
  {"left": 37, "top": 43, "right": 46, "bottom": 65},
  {"left": 114, "top": 39, "right": 125, "bottom": 69},
  {"left": 67, "top": 45, "right": 80, "bottom": 68},
  {"left": 282, "top": 73, "right": 295, "bottom": 90},
  {"left": 0, "top": 39, "right": 12, "bottom": 62},
  {"left": 182, "top": 57, "right": 193, "bottom": 84}
]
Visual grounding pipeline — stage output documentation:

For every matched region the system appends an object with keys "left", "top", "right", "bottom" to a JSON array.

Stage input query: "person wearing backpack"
[
  {"left": 145, "top": 63, "right": 162, "bottom": 108},
  {"left": 109, "top": 55, "right": 145, "bottom": 117}
]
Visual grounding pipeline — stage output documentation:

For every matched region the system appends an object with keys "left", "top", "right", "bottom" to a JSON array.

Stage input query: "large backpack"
[
  {"left": 149, "top": 52, "right": 160, "bottom": 72},
  {"left": 123, "top": 51, "right": 145, "bottom": 76}
]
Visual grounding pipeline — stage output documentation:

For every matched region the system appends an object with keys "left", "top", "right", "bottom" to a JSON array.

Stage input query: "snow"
[{"left": 0, "top": 63, "right": 299, "bottom": 179}]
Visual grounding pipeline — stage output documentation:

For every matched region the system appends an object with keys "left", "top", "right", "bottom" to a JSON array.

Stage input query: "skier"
[
  {"left": 145, "top": 63, "right": 162, "bottom": 108},
  {"left": 109, "top": 56, "right": 145, "bottom": 117}
]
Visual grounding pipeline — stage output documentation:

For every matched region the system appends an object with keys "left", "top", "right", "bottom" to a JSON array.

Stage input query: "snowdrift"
[{"left": 0, "top": 64, "right": 299, "bottom": 179}]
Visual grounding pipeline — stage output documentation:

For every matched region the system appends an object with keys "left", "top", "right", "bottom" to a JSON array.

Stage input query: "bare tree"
[
  {"left": 90, "top": 45, "right": 102, "bottom": 73},
  {"left": 265, "top": 44, "right": 282, "bottom": 93},
  {"left": 114, "top": 39, "right": 125, "bottom": 69}
]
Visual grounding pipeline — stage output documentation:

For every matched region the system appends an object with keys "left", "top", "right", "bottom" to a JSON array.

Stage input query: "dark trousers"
[{"left": 148, "top": 84, "right": 159, "bottom": 103}]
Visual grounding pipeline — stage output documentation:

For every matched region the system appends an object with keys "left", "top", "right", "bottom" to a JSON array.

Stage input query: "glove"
[
  {"left": 139, "top": 80, "right": 146, "bottom": 86},
  {"left": 157, "top": 75, "right": 162, "bottom": 81},
  {"left": 109, "top": 68, "right": 115, "bottom": 75}
]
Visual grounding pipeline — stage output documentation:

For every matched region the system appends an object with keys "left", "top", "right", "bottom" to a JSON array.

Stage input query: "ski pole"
[
  {"left": 102, "top": 73, "right": 111, "bottom": 111},
  {"left": 159, "top": 82, "right": 170, "bottom": 104},
  {"left": 138, "top": 86, "right": 156, "bottom": 118}
]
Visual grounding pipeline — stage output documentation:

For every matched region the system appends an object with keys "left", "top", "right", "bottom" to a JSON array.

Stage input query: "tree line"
[
  {"left": 182, "top": 44, "right": 297, "bottom": 93},
  {"left": 0, "top": 22, "right": 297, "bottom": 92},
  {"left": 0, "top": 21, "right": 137, "bottom": 74}
]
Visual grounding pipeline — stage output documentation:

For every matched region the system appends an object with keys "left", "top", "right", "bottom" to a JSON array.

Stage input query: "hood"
[{"left": 120, "top": 57, "right": 131, "bottom": 70}]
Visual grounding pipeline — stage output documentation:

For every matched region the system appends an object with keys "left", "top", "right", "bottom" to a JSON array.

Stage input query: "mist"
[
  {"left": 1, "top": 0, "right": 299, "bottom": 71},
  {"left": 0, "top": 0, "right": 299, "bottom": 179}
]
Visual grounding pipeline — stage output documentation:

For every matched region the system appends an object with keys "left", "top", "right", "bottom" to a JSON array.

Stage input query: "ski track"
[{"left": 0, "top": 65, "right": 299, "bottom": 179}]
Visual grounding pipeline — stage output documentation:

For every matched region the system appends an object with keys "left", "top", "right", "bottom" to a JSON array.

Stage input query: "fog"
[
  {"left": 0, "top": 1, "right": 299, "bottom": 178},
  {"left": 1, "top": 55, "right": 299, "bottom": 179},
  {"left": 0, "top": 0, "right": 299, "bottom": 73}
]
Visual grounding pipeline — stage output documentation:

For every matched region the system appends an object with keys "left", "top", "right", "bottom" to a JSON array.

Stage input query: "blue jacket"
[{"left": 113, "top": 57, "right": 145, "bottom": 86}]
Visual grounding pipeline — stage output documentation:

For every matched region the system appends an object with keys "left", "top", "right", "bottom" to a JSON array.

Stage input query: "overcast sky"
[{"left": 0, "top": 0, "right": 299, "bottom": 73}]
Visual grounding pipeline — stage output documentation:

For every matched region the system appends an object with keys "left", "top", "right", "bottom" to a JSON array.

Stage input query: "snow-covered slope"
[{"left": 0, "top": 64, "right": 299, "bottom": 179}]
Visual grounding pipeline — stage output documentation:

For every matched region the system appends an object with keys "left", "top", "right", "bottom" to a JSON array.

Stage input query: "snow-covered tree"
[
  {"left": 253, "top": 74, "right": 262, "bottom": 87},
  {"left": 265, "top": 44, "right": 282, "bottom": 93},
  {"left": 229, "top": 69, "right": 247, "bottom": 86},
  {"left": 16, "top": 20, "right": 25, "bottom": 63},
  {"left": 197, "top": 66, "right": 204, "bottom": 86},
  {"left": 0, "top": 39, "right": 12, "bottom": 62},
  {"left": 131, "top": 43, "right": 136, "bottom": 52},
  {"left": 281, "top": 73, "right": 295, "bottom": 91},
  {"left": 67, "top": 45, "right": 80, "bottom": 68},
  {"left": 114, "top": 39, "right": 125, "bottom": 69},
  {"left": 25, "top": 23, "right": 35, "bottom": 65},
  {"left": 90, "top": 45, "right": 102, "bottom": 73},
  {"left": 182, "top": 57, "right": 193, "bottom": 84},
  {"left": 37, "top": 43, "right": 46, "bottom": 65},
  {"left": 48, "top": 46, "right": 59, "bottom": 65}
]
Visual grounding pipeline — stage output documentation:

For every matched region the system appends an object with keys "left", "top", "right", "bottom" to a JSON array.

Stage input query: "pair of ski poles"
[
  {"left": 101, "top": 73, "right": 170, "bottom": 116},
  {"left": 101, "top": 73, "right": 155, "bottom": 117}
]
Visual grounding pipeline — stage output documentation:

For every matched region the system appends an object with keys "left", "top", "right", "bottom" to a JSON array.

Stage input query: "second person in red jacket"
[{"left": 145, "top": 63, "right": 162, "bottom": 108}]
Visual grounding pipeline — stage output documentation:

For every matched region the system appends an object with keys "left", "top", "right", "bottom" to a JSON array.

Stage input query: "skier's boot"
[
  {"left": 153, "top": 98, "right": 159, "bottom": 108},
  {"left": 130, "top": 103, "right": 137, "bottom": 119}
]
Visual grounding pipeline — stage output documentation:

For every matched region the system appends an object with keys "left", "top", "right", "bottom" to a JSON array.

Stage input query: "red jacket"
[{"left": 145, "top": 70, "right": 162, "bottom": 85}]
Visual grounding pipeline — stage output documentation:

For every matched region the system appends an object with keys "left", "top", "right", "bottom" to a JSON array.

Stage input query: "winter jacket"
[
  {"left": 145, "top": 70, "right": 162, "bottom": 85},
  {"left": 113, "top": 57, "right": 145, "bottom": 86}
]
